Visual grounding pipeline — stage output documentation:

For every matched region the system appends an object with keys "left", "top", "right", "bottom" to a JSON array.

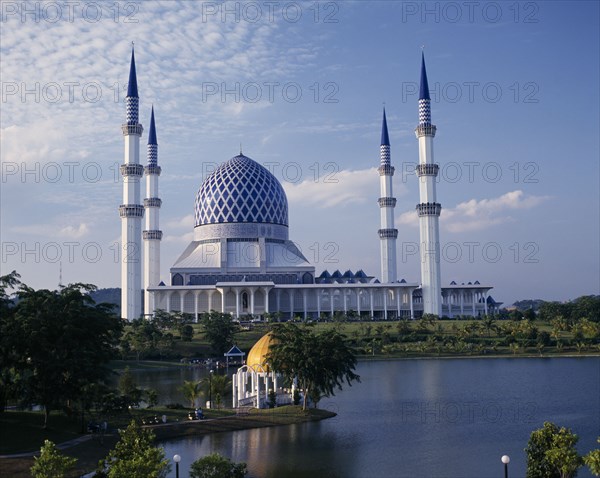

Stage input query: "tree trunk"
[
  {"left": 302, "top": 385, "right": 309, "bottom": 410},
  {"left": 43, "top": 406, "right": 50, "bottom": 429}
]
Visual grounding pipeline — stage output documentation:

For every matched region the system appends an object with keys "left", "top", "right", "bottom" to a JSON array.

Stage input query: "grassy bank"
[{"left": 0, "top": 406, "right": 333, "bottom": 478}]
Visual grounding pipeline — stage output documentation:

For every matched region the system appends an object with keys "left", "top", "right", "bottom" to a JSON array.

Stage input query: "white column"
[
  {"left": 235, "top": 289, "right": 240, "bottom": 318},
  {"left": 263, "top": 287, "right": 270, "bottom": 314},
  {"left": 207, "top": 290, "right": 214, "bottom": 312},
  {"left": 409, "top": 290, "right": 414, "bottom": 319},
  {"left": 276, "top": 289, "right": 281, "bottom": 314},
  {"left": 343, "top": 290, "right": 347, "bottom": 314},
  {"left": 356, "top": 289, "right": 361, "bottom": 316},
  {"left": 179, "top": 292, "right": 185, "bottom": 313},
  {"left": 396, "top": 288, "right": 400, "bottom": 318},
  {"left": 330, "top": 290, "right": 334, "bottom": 317},
  {"left": 166, "top": 292, "right": 172, "bottom": 313},
  {"left": 302, "top": 290, "right": 308, "bottom": 320},
  {"left": 484, "top": 292, "right": 488, "bottom": 315},
  {"left": 369, "top": 290, "right": 374, "bottom": 319},
  {"left": 472, "top": 291, "right": 476, "bottom": 317},
  {"left": 221, "top": 289, "right": 226, "bottom": 313},
  {"left": 250, "top": 288, "right": 255, "bottom": 316},
  {"left": 194, "top": 292, "right": 199, "bottom": 322},
  {"left": 316, "top": 289, "right": 321, "bottom": 318},
  {"left": 289, "top": 290, "right": 295, "bottom": 320},
  {"left": 460, "top": 291, "right": 464, "bottom": 315},
  {"left": 383, "top": 289, "right": 388, "bottom": 321}
]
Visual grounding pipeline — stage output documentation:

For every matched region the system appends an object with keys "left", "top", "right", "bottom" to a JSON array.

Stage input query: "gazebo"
[{"left": 224, "top": 345, "right": 245, "bottom": 367}]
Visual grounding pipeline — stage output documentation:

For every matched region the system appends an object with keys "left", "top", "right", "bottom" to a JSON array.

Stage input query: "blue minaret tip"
[
  {"left": 419, "top": 52, "right": 430, "bottom": 101},
  {"left": 127, "top": 45, "right": 139, "bottom": 98},
  {"left": 381, "top": 107, "right": 390, "bottom": 146},
  {"left": 148, "top": 106, "right": 157, "bottom": 145}
]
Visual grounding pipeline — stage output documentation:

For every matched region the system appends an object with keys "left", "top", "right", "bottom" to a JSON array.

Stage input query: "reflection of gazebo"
[
  {"left": 232, "top": 333, "right": 292, "bottom": 408},
  {"left": 224, "top": 345, "right": 245, "bottom": 367}
]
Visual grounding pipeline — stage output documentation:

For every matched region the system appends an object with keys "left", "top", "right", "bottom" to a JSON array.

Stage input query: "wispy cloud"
[{"left": 397, "top": 190, "right": 551, "bottom": 233}]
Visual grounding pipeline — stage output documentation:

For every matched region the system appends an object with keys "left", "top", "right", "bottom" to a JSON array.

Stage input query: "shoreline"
[{"left": 0, "top": 407, "right": 335, "bottom": 478}]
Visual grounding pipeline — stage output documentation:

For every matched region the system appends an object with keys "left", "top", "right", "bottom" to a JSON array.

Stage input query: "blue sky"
[{"left": 1, "top": 1, "right": 598, "bottom": 305}]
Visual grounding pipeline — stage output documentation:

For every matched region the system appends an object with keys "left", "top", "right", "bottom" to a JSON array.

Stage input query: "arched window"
[
  {"left": 172, "top": 273, "right": 183, "bottom": 286},
  {"left": 302, "top": 272, "right": 314, "bottom": 284}
]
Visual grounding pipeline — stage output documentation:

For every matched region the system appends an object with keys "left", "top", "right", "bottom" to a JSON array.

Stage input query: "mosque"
[{"left": 118, "top": 48, "right": 499, "bottom": 322}]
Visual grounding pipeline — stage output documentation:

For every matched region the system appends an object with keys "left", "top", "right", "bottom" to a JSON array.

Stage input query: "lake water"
[{"left": 133, "top": 357, "right": 600, "bottom": 478}]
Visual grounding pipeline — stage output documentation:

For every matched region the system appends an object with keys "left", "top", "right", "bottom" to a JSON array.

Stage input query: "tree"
[
  {"left": 180, "top": 380, "right": 202, "bottom": 408},
  {"left": 180, "top": 324, "right": 194, "bottom": 341},
  {"left": 267, "top": 323, "right": 360, "bottom": 410},
  {"left": 15, "top": 282, "right": 123, "bottom": 427},
  {"left": 30, "top": 440, "right": 77, "bottom": 478},
  {"left": 146, "top": 389, "right": 159, "bottom": 408},
  {"left": 201, "top": 312, "right": 238, "bottom": 355},
  {"left": 97, "top": 420, "right": 170, "bottom": 478},
  {"left": 585, "top": 438, "right": 600, "bottom": 476},
  {"left": 189, "top": 452, "right": 247, "bottom": 478},
  {"left": 525, "top": 422, "right": 583, "bottom": 478},
  {"left": 119, "top": 367, "right": 143, "bottom": 407}
]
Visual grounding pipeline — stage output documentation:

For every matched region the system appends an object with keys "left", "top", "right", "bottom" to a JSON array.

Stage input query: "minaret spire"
[
  {"left": 415, "top": 52, "right": 442, "bottom": 316},
  {"left": 377, "top": 107, "right": 398, "bottom": 284},
  {"left": 144, "top": 105, "right": 162, "bottom": 317},
  {"left": 120, "top": 45, "right": 144, "bottom": 321}
]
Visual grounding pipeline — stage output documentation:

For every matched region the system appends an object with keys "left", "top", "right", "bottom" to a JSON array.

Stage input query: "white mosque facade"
[{"left": 119, "top": 48, "right": 498, "bottom": 322}]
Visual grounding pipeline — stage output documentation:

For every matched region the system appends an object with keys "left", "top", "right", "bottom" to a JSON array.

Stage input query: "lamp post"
[
  {"left": 173, "top": 454, "right": 181, "bottom": 478},
  {"left": 501, "top": 455, "right": 510, "bottom": 478},
  {"left": 209, "top": 369, "right": 214, "bottom": 409}
]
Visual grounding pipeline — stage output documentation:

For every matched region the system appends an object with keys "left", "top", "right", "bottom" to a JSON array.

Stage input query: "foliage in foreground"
[
  {"left": 189, "top": 452, "right": 248, "bottom": 478},
  {"left": 96, "top": 420, "right": 170, "bottom": 478},
  {"left": 30, "top": 439, "right": 77, "bottom": 478},
  {"left": 525, "top": 422, "right": 584, "bottom": 478}
]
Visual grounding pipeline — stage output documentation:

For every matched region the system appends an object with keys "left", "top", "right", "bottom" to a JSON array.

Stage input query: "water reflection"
[{"left": 150, "top": 358, "right": 600, "bottom": 478}]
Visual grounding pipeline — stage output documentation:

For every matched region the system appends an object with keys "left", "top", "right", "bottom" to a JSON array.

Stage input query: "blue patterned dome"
[{"left": 194, "top": 154, "right": 288, "bottom": 227}]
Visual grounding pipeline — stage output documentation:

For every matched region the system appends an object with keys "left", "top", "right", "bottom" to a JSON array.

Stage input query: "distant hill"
[
  {"left": 90, "top": 288, "right": 121, "bottom": 314},
  {"left": 511, "top": 299, "right": 546, "bottom": 311}
]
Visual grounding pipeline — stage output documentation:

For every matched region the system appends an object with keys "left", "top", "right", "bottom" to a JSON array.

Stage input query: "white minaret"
[
  {"left": 143, "top": 106, "right": 162, "bottom": 317},
  {"left": 120, "top": 46, "right": 144, "bottom": 320},
  {"left": 415, "top": 52, "right": 442, "bottom": 316},
  {"left": 378, "top": 108, "right": 398, "bottom": 283}
]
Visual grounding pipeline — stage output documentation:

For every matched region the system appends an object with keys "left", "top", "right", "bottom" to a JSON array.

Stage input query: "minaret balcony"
[
  {"left": 378, "top": 197, "right": 397, "bottom": 208},
  {"left": 119, "top": 204, "right": 144, "bottom": 218},
  {"left": 378, "top": 228, "right": 398, "bottom": 239},
  {"left": 416, "top": 202, "right": 442, "bottom": 217},
  {"left": 415, "top": 124, "right": 437, "bottom": 138},
  {"left": 144, "top": 197, "right": 162, "bottom": 208},
  {"left": 120, "top": 164, "right": 144, "bottom": 177},
  {"left": 143, "top": 230, "right": 163, "bottom": 240},
  {"left": 121, "top": 124, "right": 143, "bottom": 136},
  {"left": 145, "top": 165, "right": 162, "bottom": 176},
  {"left": 378, "top": 164, "right": 395, "bottom": 176},
  {"left": 416, "top": 164, "right": 439, "bottom": 177}
]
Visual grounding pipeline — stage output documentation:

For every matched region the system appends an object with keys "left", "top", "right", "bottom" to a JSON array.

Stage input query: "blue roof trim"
[
  {"left": 381, "top": 108, "right": 390, "bottom": 146},
  {"left": 127, "top": 47, "right": 139, "bottom": 98},
  {"left": 148, "top": 106, "right": 157, "bottom": 145},
  {"left": 419, "top": 52, "right": 430, "bottom": 100}
]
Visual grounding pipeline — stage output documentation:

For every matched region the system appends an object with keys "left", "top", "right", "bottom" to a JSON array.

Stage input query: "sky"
[{"left": 1, "top": 0, "right": 599, "bottom": 306}]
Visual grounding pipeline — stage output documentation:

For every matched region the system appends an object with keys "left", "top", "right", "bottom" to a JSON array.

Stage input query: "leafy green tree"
[
  {"left": 0, "top": 271, "right": 24, "bottom": 413},
  {"left": 146, "top": 389, "right": 159, "bottom": 408},
  {"left": 97, "top": 420, "right": 170, "bottom": 478},
  {"left": 119, "top": 367, "right": 143, "bottom": 407},
  {"left": 585, "top": 438, "right": 600, "bottom": 476},
  {"left": 525, "top": 422, "right": 583, "bottom": 478},
  {"left": 189, "top": 452, "right": 247, "bottom": 478},
  {"left": 180, "top": 324, "right": 194, "bottom": 341},
  {"left": 201, "top": 312, "right": 238, "bottom": 355},
  {"left": 267, "top": 323, "right": 360, "bottom": 410},
  {"left": 180, "top": 380, "right": 202, "bottom": 408},
  {"left": 30, "top": 439, "right": 77, "bottom": 478},
  {"left": 15, "top": 283, "right": 122, "bottom": 427}
]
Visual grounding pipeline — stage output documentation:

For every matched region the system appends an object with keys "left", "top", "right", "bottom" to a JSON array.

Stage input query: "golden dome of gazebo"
[{"left": 246, "top": 332, "right": 278, "bottom": 372}]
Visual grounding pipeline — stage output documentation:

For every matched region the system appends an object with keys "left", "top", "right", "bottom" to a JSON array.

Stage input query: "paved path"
[{"left": 0, "top": 435, "right": 94, "bottom": 458}]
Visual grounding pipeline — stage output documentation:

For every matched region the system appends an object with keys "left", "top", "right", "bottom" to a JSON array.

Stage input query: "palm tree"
[
  {"left": 180, "top": 380, "right": 202, "bottom": 408},
  {"left": 481, "top": 316, "right": 497, "bottom": 337}
]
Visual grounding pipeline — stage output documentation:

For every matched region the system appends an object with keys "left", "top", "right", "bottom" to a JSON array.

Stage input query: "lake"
[{"left": 132, "top": 357, "right": 600, "bottom": 478}]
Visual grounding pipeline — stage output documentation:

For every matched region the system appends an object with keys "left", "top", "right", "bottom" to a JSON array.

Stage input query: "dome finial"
[{"left": 240, "top": 143, "right": 243, "bottom": 155}]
